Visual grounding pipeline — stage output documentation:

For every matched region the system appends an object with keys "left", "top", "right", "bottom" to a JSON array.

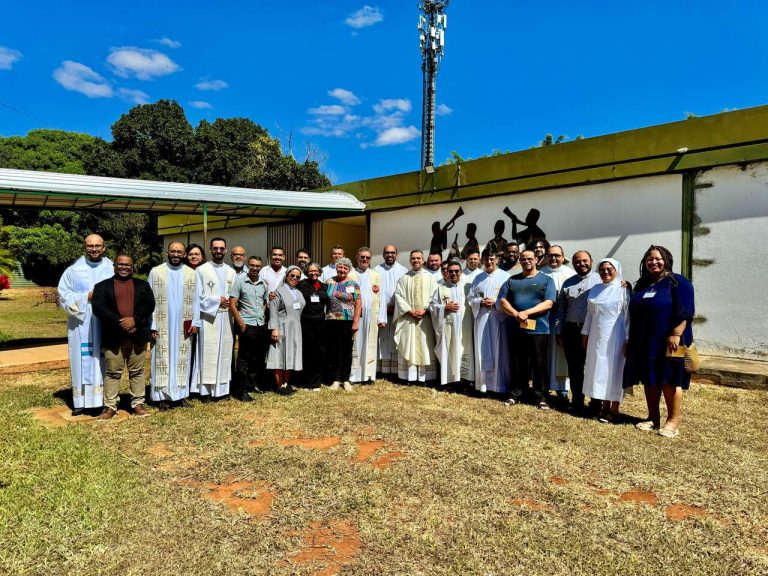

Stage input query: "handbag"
[{"left": 683, "top": 343, "right": 700, "bottom": 374}]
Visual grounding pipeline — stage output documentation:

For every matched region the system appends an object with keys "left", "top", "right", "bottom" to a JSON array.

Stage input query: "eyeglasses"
[
  {"left": 115, "top": 263, "right": 132, "bottom": 268},
  {"left": 287, "top": 274, "right": 301, "bottom": 279},
  {"left": 598, "top": 268, "right": 614, "bottom": 274},
  {"left": 448, "top": 270, "right": 461, "bottom": 274},
  {"left": 548, "top": 254, "right": 563, "bottom": 258},
  {"left": 358, "top": 255, "right": 371, "bottom": 260}
]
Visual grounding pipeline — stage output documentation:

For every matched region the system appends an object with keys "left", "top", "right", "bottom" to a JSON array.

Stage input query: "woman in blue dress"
[{"left": 624, "top": 246, "right": 695, "bottom": 438}]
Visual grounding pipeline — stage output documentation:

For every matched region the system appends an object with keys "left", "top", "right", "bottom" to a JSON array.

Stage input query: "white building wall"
[
  {"left": 693, "top": 163, "right": 768, "bottom": 359},
  {"left": 165, "top": 227, "right": 269, "bottom": 262},
  {"left": 370, "top": 174, "right": 683, "bottom": 286}
]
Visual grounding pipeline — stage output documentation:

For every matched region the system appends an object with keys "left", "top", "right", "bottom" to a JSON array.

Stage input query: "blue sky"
[{"left": 1, "top": 1, "right": 766, "bottom": 185}]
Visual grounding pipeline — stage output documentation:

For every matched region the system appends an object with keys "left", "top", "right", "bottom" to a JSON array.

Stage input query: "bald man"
[{"left": 58, "top": 234, "right": 115, "bottom": 416}]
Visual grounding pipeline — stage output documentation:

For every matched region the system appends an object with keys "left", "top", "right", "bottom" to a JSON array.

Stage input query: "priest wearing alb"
[
  {"left": 374, "top": 245, "right": 407, "bottom": 375},
  {"left": 193, "top": 237, "right": 237, "bottom": 401},
  {"left": 57, "top": 234, "right": 114, "bottom": 415},
  {"left": 468, "top": 250, "right": 511, "bottom": 394},
  {"left": 148, "top": 241, "right": 198, "bottom": 409},
  {"left": 393, "top": 250, "right": 438, "bottom": 384},
  {"left": 430, "top": 260, "right": 474, "bottom": 389},
  {"left": 349, "top": 247, "right": 385, "bottom": 384}
]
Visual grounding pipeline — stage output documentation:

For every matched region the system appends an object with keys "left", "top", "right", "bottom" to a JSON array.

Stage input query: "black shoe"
[
  {"left": 234, "top": 391, "right": 254, "bottom": 402},
  {"left": 199, "top": 395, "right": 213, "bottom": 404},
  {"left": 251, "top": 386, "right": 266, "bottom": 394},
  {"left": 71, "top": 407, "right": 85, "bottom": 417},
  {"left": 275, "top": 386, "right": 296, "bottom": 396},
  {"left": 156, "top": 401, "right": 172, "bottom": 411}
]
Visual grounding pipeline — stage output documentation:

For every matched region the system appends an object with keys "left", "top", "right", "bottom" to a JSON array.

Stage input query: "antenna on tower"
[{"left": 418, "top": 0, "right": 449, "bottom": 171}]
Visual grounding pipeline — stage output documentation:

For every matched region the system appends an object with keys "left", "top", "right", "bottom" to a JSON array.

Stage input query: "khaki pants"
[{"left": 104, "top": 341, "right": 146, "bottom": 411}]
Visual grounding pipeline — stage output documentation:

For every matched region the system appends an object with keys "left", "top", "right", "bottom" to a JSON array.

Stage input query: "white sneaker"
[
  {"left": 329, "top": 381, "right": 341, "bottom": 390},
  {"left": 342, "top": 381, "right": 354, "bottom": 392}
]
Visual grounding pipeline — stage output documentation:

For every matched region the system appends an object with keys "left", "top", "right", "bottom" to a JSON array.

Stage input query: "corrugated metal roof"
[{"left": 0, "top": 168, "right": 365, "bottom": 216}]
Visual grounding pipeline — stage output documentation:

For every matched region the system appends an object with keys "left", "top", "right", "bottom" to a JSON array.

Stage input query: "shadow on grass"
[{"left": 0, "top": 337, "right": 68, "bottom": 350}]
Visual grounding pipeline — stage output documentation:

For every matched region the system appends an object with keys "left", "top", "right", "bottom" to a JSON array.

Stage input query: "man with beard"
[
  {"left": 501, "top": 242, "right": 521, "bottom": 273},
  {"left": 230, "top": 246, "right": 247, "bottom": 277},
  {"left": 148, "top": 241, "right": 198, "bottom": 409},
  {"left": 394, "top": 250, "right": 438, "bottom": 384},
  {"left": 295, "top": 248, "right": 311, "bottom": 277},
  {"left": 462, "top": 251, "right": 482, "bottom": 283},
  {"left": 430, "top": 260, "right": 474, "bottom": 389},
  {"left": 193, "top": 237, "right": 236, "bottom": 401},
  {"left": 258, "top": 246, "right": 287, "bottom": 293},
  {"left": 468, "top": 250, "right": 510, "bottom": 395},
  {"left": 557, "top": 250, "right": 602, "bottom": 413},
  {"left": 349, "top": 247, "right": 384, "bottom": 384},
  {"left": 374, "top": 245, "right": 407, "bottom": 375},
  {"left": 57, "top": 234, "right": 114, "bottom": 416},
  {"left": 92, "top": 254, "right": 155, "bottom": 419},
  {"left": 426, "top": 251, "right": 443, "bottom": 280}
]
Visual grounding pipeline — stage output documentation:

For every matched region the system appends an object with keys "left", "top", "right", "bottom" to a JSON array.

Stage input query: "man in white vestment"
[
  {"left": 148, "top": 241, "right": 198, "bottom": 409},
  {"left": 430, "top": 260, "right": 474, "bottom": 388},
  {"left": 540, "top": 244, "right": 577, "bottom": 401},
  {"left": 426, "top": 252, "right": 443, "bottom": 280},
  {"left": 258, "top": 246, "right": 287, "bottom": 293},
  {"left": 193, "top": 237, "right": 236, "bottom": 400},
  {"left": 57, "top": 234, "right": 114, "bottom": 416},
  {"left": 374, "top": 245, "right": 407, "bottom": 375},
  {"left": 321, "top": 245, "right": 345, "bottom": 282},
  {"left": 462, "top": 251, "right": 482, "bottom": 284},
  {"left": 394, "top": 250, "right": 438, "bottom": 383},
  {"left": 349, "top": 247, "right": 384, "bottom": 383},
  {"left": 468, "top": 251, "right": 510, "bottom": 394}
]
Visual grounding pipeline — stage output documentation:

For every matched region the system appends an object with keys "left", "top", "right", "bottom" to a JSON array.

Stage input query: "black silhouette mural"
[
  {"left": 430, "top": 207, "right": 464, "bottom": 257},
  {"left": 504, "top": 207, "right": 546, "bottom": 249},
  {"left": 485, "top": 219, "right": 508, "bottom": 257}
]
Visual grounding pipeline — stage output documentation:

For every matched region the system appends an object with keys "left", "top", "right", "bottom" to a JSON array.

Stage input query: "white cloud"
[
  {"left": 373, "top": 98, "right": 411, "bottom": 114},
  {"left": 156, "top": 37, "right": 181, "bottom": 49},
  {"left": 195, "top": 79, "right": 229, "bottom": 91},
  {"left": 53, "top": 61, "right": 113, "bottom": 98},
  {"left": 345, "top": 6, "right": 383, "bottom": 29},
  {"left": 0, "top": 46, "right": 22, "bottom": 70},
  {"left": 308, "top": 104, "right": 347, "bottom": 116},
  {"left": 189, "top": 100, "right": 213, "bottom": 109},
  {"left": 328, "top": 88, "right": 360, "bottom": 106},
  {"left": 107, "top": 47, "right": 180, "bottom": 80},
  {"left": 436, "top": 103, "right": 453, "bottom": 116},
  {"left": 372, "top": 126, "right": 420, "bottom": 147},
  {"left": 118, "top": 88, "right": 149, "bottom": 104}
]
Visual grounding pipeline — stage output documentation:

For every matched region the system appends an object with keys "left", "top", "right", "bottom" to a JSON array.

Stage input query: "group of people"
[{"left": 57, "top": 232, "right": 695, "bottom": 437}]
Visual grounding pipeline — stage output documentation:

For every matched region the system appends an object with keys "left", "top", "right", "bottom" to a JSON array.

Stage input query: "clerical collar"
[{"left": 168, "top": 263, "right": 183, "bottom": 270}]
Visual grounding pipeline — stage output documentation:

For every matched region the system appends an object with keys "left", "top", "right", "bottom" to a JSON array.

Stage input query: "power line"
[{"left": 0, "top": 100, "right": 58, "bottom": 130}]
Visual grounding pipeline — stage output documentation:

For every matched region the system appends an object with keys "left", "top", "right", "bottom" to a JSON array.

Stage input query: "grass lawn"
[
  {"left": 1, "top": 370, "right": 766, "bottom": 576},
  {"left": 0, "top": 287, "right": 67, "bottom": 345}
]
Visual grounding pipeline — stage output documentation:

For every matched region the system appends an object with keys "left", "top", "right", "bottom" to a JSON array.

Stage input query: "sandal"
[
  {"left": 658, "top": 427, "right": 679, "bottom": 438},
  {"left": 636, "top": 420, "right": 659, "bottom": 432}
]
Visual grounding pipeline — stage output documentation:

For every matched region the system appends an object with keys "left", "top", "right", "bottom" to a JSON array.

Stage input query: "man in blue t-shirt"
[{"left": 498, "top": 249, "right": 556, "bottom": 408}]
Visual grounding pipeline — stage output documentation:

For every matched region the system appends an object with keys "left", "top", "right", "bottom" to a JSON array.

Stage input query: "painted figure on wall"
[
  {"left": 505, "top": 207, "right": 546, "bottom": 249},
  {"left": 485, "top": 220, "right": 509, "bottom": 257},
  {"left": 429, "top": 207, "right": 464, "bottom": 257}
]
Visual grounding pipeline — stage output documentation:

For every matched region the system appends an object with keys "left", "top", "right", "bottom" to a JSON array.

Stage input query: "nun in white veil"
[{"left": 581, "top": 258, "right": 631, "bottom": 422}]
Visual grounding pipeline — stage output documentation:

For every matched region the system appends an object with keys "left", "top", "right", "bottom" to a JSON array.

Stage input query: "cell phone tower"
[{"left": 418, "top": 0, "right": 449, "bottom": 170}]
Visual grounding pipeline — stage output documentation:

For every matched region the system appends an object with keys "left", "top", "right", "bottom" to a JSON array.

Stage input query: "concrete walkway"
[{"left": 0, "top": 345, "right": 766, "bottom": 390}]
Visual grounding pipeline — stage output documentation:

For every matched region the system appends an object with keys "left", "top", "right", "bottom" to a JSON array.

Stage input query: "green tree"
[
  {"left": 0, "top": 248, "right": 17, "bottom": 278},
  {"left": 0, "top": 129, "right": 95, "bottom": 174}
]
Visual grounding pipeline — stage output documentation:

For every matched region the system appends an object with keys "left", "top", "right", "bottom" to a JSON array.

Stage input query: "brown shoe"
[
  {"left": 132, "top": 404, "right": 150, "bottom": 417},
  {"left": 96, "top": 407, "right": 117, "bottom": 421}
]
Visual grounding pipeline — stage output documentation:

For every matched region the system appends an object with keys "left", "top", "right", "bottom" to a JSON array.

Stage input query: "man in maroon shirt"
[{"left": 92, "top": 253, "right": 155, "bottom": 420}]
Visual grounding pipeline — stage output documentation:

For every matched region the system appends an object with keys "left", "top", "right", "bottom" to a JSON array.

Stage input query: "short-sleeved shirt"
[
  {"left": 499, "top": 271, "right": 556, "bottom": 334},
  {"left": 326, "top": 279, "right": 361, "bottom": 320},
  {"left": 229, "top": 275, "right": 268, "bottom": 326}
]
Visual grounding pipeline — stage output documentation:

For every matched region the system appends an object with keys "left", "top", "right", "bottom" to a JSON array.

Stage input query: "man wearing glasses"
[
  {"left": 193, "top": 237, "right": 237, "bottom": 402},
  {"left": 498, "top": 249, "right": 556, "bottom": 409},
  {"left": 540, "top": 245, "right": 577, "bottom": 403},
  {"left": 374, "top": 245, "right": 407, "bottom": 376},
  {"left": 92, "top": 253, "right": 155, "bottom": 420},
  {"left": 349, "top": 247, "right": 384, "bottom": 384}
]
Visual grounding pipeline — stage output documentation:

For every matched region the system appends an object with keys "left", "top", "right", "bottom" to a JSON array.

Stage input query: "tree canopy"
[{"left": 0, "top": 100, "right": 331, "bottom": 285}]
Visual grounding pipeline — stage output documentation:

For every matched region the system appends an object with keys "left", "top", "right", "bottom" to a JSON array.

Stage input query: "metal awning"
[{"left": 0, "top": 168, "right": 366, "bottom": 216}]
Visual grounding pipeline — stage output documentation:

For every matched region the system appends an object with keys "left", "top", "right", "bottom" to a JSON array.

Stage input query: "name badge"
[
  {"left": 292, "top": 302, "right": 301, "bottom": 310},
  {"left": 310, "top": 295, "right": 320, "bottom": 303},
  {"left": 346, "top": 286, "right": 355, "bottom": 293},
  {"left": 643, "top": 291, "right": 656, "bottom": 299}
]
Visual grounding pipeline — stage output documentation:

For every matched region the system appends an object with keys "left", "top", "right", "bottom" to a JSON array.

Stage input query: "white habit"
[
  {"left": 582, "top": 259, "right": 630, "bottom": 402},
  {"left": 374, "top": 261, "right": 407, "bottom": 374},
  {"left": 468, "top": 269, "right": 510, "bottom": 393},
  {"left": 541, "top": 264, "right": 577, "bottom": 392},
  {"left": 394, "top": 269, "right": 438, "bottom": 382},
  {"left": 350, "top": 268, "right": 385, "bottom": 382},
  {"left": 149, "top": 262, "right": 197, "bottom": 402},
  {"left": 429, "top": 279, "right": 474, "bottom": 385},
  {"left": 194, "top": 262, "right": 236, "bottom": 397},
  {"left": 57, "top": 256, "right": 114, "bottom": 409}
]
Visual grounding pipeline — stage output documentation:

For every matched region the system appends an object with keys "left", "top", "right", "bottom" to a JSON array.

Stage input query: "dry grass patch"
[{"left": 0, "top": 369, "right": 767, "bottom": 575}]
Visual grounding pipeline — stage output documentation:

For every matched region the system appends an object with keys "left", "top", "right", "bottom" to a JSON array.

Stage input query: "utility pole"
[{"left": 418, "top": 0, "right": 448, "bottom": 171}]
